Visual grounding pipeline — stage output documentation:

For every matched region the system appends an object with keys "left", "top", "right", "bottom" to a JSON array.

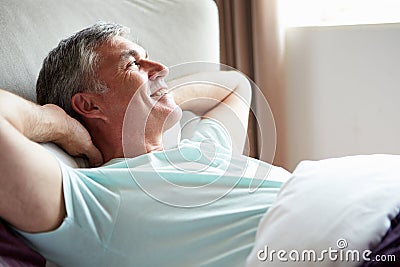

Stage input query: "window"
[{"left": 278, "top": 0, "right": 400, "bottom": 28}]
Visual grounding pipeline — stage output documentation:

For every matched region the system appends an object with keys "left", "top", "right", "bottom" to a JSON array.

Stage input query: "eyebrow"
[{"left": 120, "top": 49, "right": 149, "bottom": 61}]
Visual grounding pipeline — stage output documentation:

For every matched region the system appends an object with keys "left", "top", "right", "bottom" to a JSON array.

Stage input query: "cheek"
[
  {"left": 126, "top": 71, "right": 148, "bottom": 90},
  {"left": 100, "top": 92, "right": 130, "bottom": 120}
]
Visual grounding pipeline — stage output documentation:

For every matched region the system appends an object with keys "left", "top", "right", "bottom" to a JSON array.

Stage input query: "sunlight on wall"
[{"left": 278, "top": 0, "right": 400, "bottom": 28}]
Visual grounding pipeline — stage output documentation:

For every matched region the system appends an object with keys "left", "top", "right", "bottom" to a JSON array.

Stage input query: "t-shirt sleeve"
[{"left": 15, "top": 159, "right": 121, "bottom": 266}]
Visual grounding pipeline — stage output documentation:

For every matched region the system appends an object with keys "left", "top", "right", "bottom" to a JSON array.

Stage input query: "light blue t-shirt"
[{"left": 19, "top": 119, "right": 290, "bottom": 267}]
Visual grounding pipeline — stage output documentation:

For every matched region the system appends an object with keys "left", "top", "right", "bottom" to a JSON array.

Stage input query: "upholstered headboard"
[
  {"left": 0, "top": 0, "right": 220, "bottom": 167},
  {"left": 0, "top": 0, "right": 219, "bottom": 101}
]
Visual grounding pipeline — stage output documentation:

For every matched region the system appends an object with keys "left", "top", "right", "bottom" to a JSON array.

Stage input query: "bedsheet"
[{"left": 361, "top": 211, "right": 400, "bottom": 266}]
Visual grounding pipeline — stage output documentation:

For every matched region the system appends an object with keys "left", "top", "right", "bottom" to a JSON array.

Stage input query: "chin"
[{"left": 162, "top": 105, "right": 183, "bottom": 131}]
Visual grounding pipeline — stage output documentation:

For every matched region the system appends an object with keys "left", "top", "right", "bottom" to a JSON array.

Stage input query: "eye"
[{"left": 127, "top": 59, "right": 140, "bottom": 69}]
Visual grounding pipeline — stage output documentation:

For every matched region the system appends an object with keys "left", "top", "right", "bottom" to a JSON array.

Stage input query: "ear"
[{"left": 71, "top": 93, "right": 107, "bottom": 121}]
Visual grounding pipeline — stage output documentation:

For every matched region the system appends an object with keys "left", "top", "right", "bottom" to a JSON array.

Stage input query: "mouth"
[{"left": 150, "top": 87, "right": 168, "bottom": 98}]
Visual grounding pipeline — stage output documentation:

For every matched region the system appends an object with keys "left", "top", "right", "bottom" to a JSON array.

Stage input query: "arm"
[
  {"left": 0, "top": 89, "right": 102, "bottom": 233},
  {"left": 169, "top": 71, "right": 252, "bottom": 154}
]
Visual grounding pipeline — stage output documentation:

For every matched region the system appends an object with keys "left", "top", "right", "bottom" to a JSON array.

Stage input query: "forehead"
[{"left": 96, "top": 36, "right": 147, "bottom": 61}]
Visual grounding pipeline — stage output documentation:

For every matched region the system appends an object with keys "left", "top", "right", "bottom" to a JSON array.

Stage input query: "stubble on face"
[{"left": 95, "top": 36, "right": 182, "bottom": 156}]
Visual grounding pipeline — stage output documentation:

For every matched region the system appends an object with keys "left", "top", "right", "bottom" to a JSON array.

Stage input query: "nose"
[{"left": 141, "top": 59, "right": 169, "bottom": 80}]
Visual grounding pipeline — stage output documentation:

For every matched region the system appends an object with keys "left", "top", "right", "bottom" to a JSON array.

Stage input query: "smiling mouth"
[{"left": 150, "top": 88, "right": 168, "bottom": 97}]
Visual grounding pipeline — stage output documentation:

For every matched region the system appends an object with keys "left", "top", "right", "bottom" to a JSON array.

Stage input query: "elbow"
[{"left": 235, "top": 72, "right": 252, "bottom": 107}]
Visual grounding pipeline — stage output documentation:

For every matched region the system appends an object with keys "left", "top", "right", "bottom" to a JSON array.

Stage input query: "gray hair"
[{"left": 36, "top": 22, "right": 130, "bottom": 119}]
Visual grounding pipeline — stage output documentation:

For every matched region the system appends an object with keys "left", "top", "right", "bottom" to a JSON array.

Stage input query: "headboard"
[{"left": 0, "top": 0, "right": 220, "bottom": 101}]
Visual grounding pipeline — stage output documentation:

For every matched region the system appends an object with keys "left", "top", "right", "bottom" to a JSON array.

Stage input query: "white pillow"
[
  {"left": 246, "top": 154, "right": 400, "bottom": 267},
  {"left": 41, "top": 143, "right": 88, "bottom": 168},
  {"left": 41, "top": 115, "right": 195, "bottom": 168}
]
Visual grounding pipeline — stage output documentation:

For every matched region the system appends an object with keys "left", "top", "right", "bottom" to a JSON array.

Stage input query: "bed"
[{"left": 1, "top": 0, "right": 399, "bottom": 266}]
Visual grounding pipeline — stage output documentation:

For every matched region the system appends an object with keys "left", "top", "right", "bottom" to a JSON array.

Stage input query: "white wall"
[{"left": 284, "top": 23, "right": 400, "bottom": 171}]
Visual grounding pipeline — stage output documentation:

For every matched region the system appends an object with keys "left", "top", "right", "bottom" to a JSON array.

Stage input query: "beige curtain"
[{"left": 215, "top": 0, "right": 287, "bottom": 168}]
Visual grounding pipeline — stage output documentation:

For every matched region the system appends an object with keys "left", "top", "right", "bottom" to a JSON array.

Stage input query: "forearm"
[
  {"left": 168, "top": 71, "right": 250, "bottom": 116},
  {"left": 168, "top": 71, "right": 252, "bottom": 154},
  {"left": 0, "top": 89, "right": 64, "bottom": 143},
  {"left": 0, "top": 89, "right": 103, "bottom": 166}
]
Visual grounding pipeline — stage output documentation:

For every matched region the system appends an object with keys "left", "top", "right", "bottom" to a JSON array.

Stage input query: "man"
[{"left": 0, "top": 22, "right": 290, "bottom": 266}]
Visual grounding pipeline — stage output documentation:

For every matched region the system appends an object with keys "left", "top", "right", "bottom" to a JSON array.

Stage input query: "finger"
[{"left": 84, "top": 144, "right": 104, "bottom": 167}]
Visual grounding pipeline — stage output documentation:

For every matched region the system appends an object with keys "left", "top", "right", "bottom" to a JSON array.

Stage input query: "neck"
[
  {"left": 88, "top": 121, "right": 164, "bottom": 164},
  {"left": 89, "top": 123, "right": 122, "bottom": 163}
]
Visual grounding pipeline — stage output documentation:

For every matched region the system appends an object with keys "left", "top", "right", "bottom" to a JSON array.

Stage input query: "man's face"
[{"left": 95, "top": 36, "right": 182, "bottom": 136}]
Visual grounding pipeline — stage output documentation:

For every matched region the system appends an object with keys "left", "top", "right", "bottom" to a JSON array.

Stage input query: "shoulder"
[
  {"left": 192, "top": 118, "right": 229, "bottom": 139},
  {"left": 185, "top": 118, "right": 233, "bottom": 154}
]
